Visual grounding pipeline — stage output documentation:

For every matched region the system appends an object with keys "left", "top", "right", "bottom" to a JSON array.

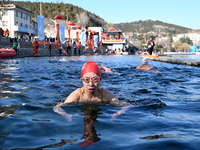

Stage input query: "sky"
[{"left": 16, "top": 0, "right": 200, "bottom": 29}]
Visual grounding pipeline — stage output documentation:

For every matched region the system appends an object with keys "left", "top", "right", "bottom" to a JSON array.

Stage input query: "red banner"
[
  {"left": 68, "top": 29, "right": 70, "bottom": 47},
  {"left": 57, "top": 24, "right": 60, "bottom": 48}
]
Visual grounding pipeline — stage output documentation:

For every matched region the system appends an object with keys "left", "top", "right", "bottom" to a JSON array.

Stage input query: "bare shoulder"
[
  {"left": 63, "top": 88, "right": 81, "bottom": 104},
  {"left": 102, "top": 88, "right": 117, "bottom": 102},
  {"left": 136, "top": 66, "right": 142, "bottom": 69}
]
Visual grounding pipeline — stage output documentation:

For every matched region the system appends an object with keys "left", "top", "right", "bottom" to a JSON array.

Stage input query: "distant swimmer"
[
  {"left": 136, "top": 57, "right": 151, "bottom": 70},
  {"left": 54, "top": 61, "right": 128, "bottom": 122}
]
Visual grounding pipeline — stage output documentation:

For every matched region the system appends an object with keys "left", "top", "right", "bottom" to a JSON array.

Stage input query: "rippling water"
[{"left": 1, "top": 55, "right": 200, "bottom": 150}]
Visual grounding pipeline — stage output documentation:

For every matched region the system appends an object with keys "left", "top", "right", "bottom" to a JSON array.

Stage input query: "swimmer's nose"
[{"left": 89, "top": 80, "right": 94, "bottom": 85}]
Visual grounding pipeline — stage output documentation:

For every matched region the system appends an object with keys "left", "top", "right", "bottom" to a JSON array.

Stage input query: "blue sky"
[{"left": 19, "top": 0, "right": 199, "bottom": 29}]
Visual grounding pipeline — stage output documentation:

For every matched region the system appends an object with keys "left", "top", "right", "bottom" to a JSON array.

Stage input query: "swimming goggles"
[{"left": 81, "top": 76, "right": 100, "bottom": 83}]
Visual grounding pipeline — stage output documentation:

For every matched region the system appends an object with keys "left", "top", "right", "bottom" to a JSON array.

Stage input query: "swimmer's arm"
[
  {"left": 111, "top": 99, "right": 129, "bottom": 116},
  {"left": 100, "top": 65, "right": 111, "bottom": 73},
  {"left": 53, "top": 88, "right": 80, "bottom": 122},
  {"left": 104, "top": 89, "right": 129, "bottom": 116}
]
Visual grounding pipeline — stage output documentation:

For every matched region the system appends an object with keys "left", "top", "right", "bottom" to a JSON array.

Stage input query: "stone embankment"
[{"left": 150, "top": 55, "right": 200, "bottom": 67}]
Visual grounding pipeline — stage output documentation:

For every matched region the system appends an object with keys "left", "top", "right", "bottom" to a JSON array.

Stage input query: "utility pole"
[
  {"left": 40, "top": 2, "right": 42, "bottom": 16},
  {"left": 66, "top": 9, "right": 68, "bottom": 21}
]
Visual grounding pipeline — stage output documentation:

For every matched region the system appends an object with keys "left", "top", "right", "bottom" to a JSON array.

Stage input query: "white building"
[
  {"left": 173, "top": 32, "right": 200, "bottom": 45},
  {"left": 0, "top": 4, "right": 37, "bottom": 39}
]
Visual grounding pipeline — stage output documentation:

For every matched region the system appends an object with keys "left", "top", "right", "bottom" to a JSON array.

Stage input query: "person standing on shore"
[
  {"left": 147, "top": 38, "right": 155, "bottom": 55},
  {"left": 33, "top": 38, "right": 39, "bottom": 55},
  {"left": 4, "top": 28, "right": 10, "bottom": 37},
  {"left": 12, "top": 38, "right": 18, "bottom": 55},
  {"left": 49, "top": 42, "right": 52, "bottom": 56}
]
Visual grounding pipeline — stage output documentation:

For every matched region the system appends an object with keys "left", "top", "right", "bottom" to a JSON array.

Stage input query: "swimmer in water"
[
  {"left": 54, "top": 61, "right": 128, "bottom": 122},
  {"left": 136, "top": 57, "right": 151, "bottom": 70}
]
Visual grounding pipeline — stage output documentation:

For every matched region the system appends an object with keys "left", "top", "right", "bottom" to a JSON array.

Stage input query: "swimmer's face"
[{"left": 81, "top": 72, "right": 101, "bottom": 93}]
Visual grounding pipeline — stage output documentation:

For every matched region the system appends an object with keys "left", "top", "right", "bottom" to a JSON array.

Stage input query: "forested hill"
[
  {"left": 114, "top": 20, "right": 192, "bottom": 35},
  {"left": 10, "top": 1, "right": 107, "bottom": 27},
  {"left": 10, "top": 1, "right": 193, "bottom": 35}
]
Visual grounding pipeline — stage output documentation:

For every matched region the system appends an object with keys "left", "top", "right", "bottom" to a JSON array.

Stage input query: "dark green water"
[{"left": 0, "top": 55, "right": 200, "bottom": 150}]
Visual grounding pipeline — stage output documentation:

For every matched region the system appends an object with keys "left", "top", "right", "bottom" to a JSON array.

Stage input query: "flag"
[
  {"left": 80, "top": 32, "right": 86, "bottom": 46},
  {"left": 59, "top": 24, "right": 65, "bottom": 44},
  {"left": 37, "top": 15, "right": 45, "bottom": 41},
  {"left": 94, "top": 35, "right": 98, "bottom": 48}
]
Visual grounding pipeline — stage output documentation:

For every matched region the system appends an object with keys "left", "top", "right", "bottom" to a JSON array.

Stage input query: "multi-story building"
[
  {"left": 173, "top": 32, "right": 200, "bottom": 45},
  {"left": 0, "top": 4, "right": 37, "bottom": 39}
]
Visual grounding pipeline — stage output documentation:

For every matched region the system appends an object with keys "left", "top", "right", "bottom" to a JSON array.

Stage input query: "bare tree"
[{"left": 76, "top": 12, "right": 89, "bottom": 27}]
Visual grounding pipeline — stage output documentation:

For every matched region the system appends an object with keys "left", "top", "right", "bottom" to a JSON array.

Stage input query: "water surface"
[{"left": 0, "top": 55, "right": 200, "bottom": 150}]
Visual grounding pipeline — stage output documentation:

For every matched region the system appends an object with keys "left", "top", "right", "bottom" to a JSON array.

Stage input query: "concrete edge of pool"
[{"left": 150, "top": 56, "right": 200, "bottom": 67}]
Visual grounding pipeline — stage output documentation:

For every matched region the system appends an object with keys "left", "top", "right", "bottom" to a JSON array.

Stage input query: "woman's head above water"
[
  {"left": 81, "top": 61, "right": 101, "bottom": 77},
  {"left": 53, "top": 61, "right": 129, "bottom": 122},
  {"left": 81, "top": 61, "right": 102, "bottom": 93}
]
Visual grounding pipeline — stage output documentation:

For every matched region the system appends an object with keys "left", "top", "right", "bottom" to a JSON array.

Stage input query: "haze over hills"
[{"left": 11, "top": 1, "right": 194, "bottom": 35}]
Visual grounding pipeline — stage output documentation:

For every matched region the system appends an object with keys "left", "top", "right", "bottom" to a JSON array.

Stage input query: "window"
[
  {"left": 15, "top": 22, "right": 18, "bottom": 25},
  {"left": 15, "top": 11, "right": 18, "bottom": 17},
  {"left": 4, "top": 10, "right": 8, "bottom": 16},
  {"left": 25, "top": 24, "right": 28, "bottom": 28},
  {"left": 26, "top": 15, "right": 28, "bottom": 20},
  {"left": 2, "top": 21, "right": 8, "bottom": 27},
  {"left": 21, "top": 12, "right": 23, "bottom": 18},
  {"left": 24, "top": 14, "right": 27, "bottom": 20},
  {"left": 20, "top": 23, "right": 23, "bottom": 26}
]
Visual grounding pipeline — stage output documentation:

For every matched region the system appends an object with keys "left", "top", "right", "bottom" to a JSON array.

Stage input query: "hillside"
[
  {"left": 114, "top": 20, "right": 192, "bottom": 35},
  {"left": 8, "top": 1, "right": 195, "bottom": 35},
  {"left": 10, "top": 1, "right": 107, "bottom": 27}
]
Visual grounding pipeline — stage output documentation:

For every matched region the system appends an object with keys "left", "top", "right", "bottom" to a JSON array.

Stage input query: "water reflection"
[
  {"left": 0, "top": 60, "right": 27, "bottom": 99},
  {"left": 0, "top": 105, "right": 18, "bottom": 145},
  {"left": 0, "top": 105, "right": 17, "bottom": 120},
  {"left": 140, "top": 134, "right": 185, "bottom": 140},
  {"left": 78, "top": 105, "right": 101, "bottom": 147}
]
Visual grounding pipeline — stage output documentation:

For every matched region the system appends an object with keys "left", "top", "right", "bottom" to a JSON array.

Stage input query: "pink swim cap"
[{"left": 81, "top": 61, "right": 101, "bottom": 77}]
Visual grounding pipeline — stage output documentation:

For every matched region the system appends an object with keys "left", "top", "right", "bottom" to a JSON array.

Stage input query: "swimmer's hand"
[
  {"left": 110, "top": 111, "right": 122, "bottom": 121},
  {"left": 100, "top": 66, "right": 111, "bottom": 73},
  {"left": 62, "top": 113, "right": 73, "bottom": 122},
  {"left": 53, "top": 106, "right": 73, "bottom": 122},
  {"left": 110, "top": 106, "right": 129, "bottom": 121},
  {"left": 104, "top": 67, "right": 111, "bottom": 73}
]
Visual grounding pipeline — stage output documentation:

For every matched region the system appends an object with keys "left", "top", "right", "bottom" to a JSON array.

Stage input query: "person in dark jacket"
[{"left": 147, "top": 38, "right": 155, "bottom": 55}]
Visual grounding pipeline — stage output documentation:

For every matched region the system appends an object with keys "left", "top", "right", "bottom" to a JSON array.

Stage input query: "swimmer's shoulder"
[
  {"left": 101, "top": 88, "right": 117, "bottom": 102},
  {"left": 64, "top": 88, "right": 81, "bottom": 103}
]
